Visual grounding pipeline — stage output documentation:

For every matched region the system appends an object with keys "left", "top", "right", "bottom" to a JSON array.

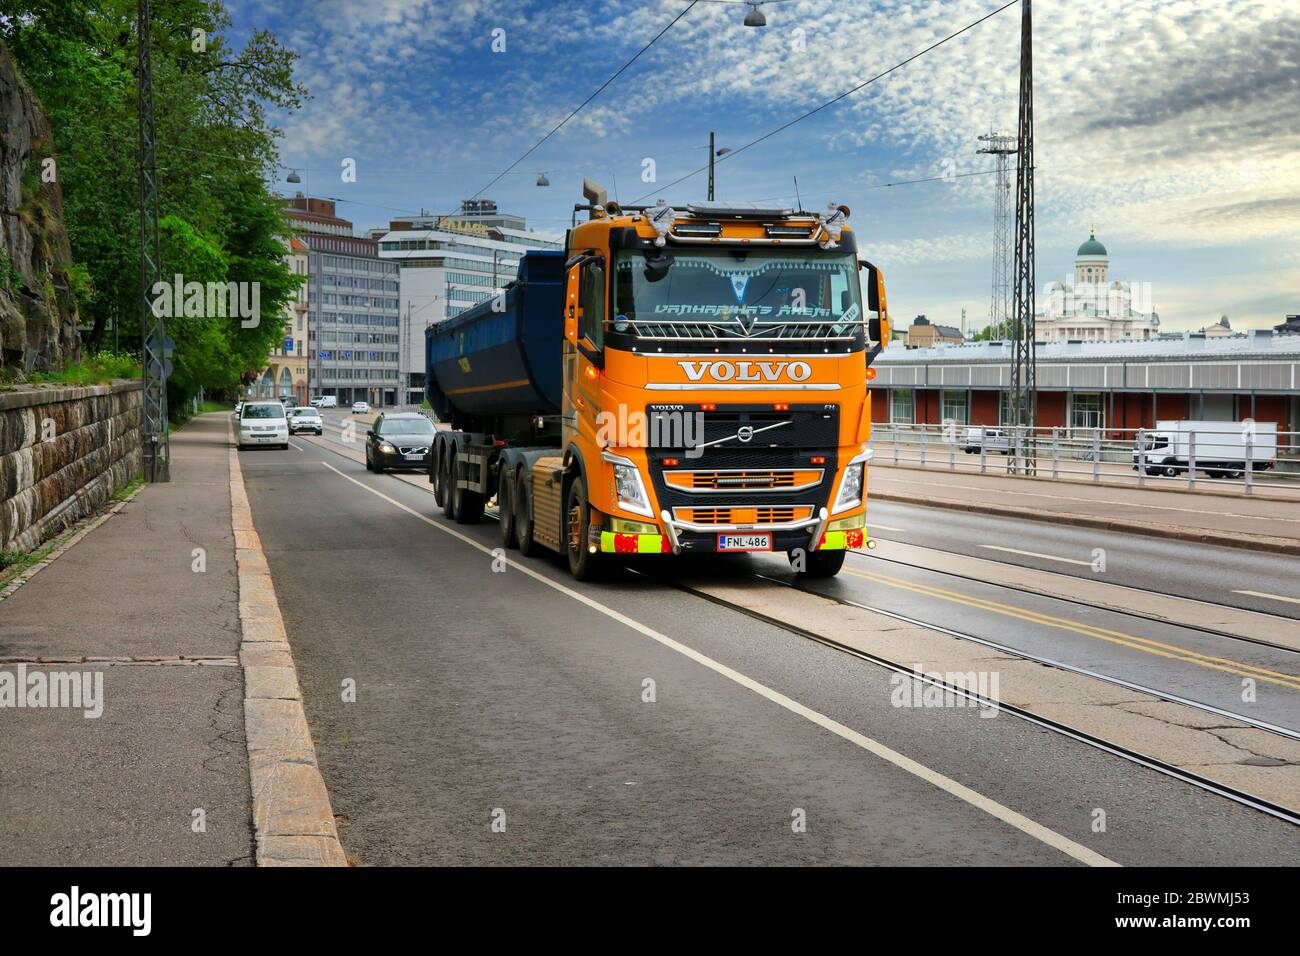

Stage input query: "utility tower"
[
  {"left": 977, "top": 131, "right": 1015, "bottom": 340},
  {"left": 138, "top": 0, "right": 169, "bottom": 480},
  {"left": 1008, "top": 0, "right": 1037, "bottom": 473}
]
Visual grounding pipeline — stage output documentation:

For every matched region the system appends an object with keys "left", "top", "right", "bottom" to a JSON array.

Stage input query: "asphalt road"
[
  {"left": 866, "top": 498, "right": 1300, "bottom": 620},
  {"left": 236, "top": 423, "right": 1298, "bottom": 865}
]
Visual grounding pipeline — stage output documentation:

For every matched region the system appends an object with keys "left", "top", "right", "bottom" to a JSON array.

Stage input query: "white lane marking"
[
  {"left": 287, "top": 441, "right": 305, "bottom": 451},
  {"left": 979, "top": 544, "right": 1095, "bottom": 567},
  {"left": 868, "top": 523, "right": 907, "bottom": 532},
  {"left": 870, "top": 474, "right": 1300, "bottom": 526},
  {"left": 1233, "top": 589, "right": 1300, "bottom": 607},
  {"left": 319, "top": 460, "right": 1117, "bottom": 868}
]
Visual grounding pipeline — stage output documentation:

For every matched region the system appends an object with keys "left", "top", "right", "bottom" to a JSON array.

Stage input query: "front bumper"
[{"left": 380, "top": 451, "right": 430, "bottom": 469}]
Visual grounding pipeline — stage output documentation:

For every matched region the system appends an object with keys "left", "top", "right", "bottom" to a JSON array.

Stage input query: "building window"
[
  {"left": 1070, "top": 392, "right": 1104, "bottom": 433},
  {"left": 941, "top": 389, "right": 968, "bottom": 426},
  {"left": 889, "top": 389, "right": 914, "bottom": 424}
]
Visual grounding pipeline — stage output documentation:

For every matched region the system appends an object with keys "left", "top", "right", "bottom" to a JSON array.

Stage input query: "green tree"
[{"left": 2, "top": 0, "right": 307, "bottom": 411}]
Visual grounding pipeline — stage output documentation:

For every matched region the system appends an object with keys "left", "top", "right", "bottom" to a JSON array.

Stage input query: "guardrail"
[{"left": 868, "top": 423, "right": 1300, "bottom": 497}]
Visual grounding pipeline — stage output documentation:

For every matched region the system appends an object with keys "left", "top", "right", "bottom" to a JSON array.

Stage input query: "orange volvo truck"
[{"left": 426, "top": 181, "right": 890, "bottom": 580}]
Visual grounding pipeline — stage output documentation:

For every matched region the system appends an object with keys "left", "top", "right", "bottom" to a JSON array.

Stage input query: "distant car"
[
  {"left": 351, "top": 401, "right": 370, "bottom": 415},
  {"left": 238, "top": 400, "right": 289, "bottom": 450},
  {"left": 366, "top": 412, "right": 436, "bottom": 473},
  {"left": 963, "top": 426, "right": 1011, "bottom": 454},
  {"left": 309, "top": 397, "right": 324, "bottom": 408},
  {"left": 317, "top": 395, "right": 338, "bottom": 408},
  {"left": 288, "top": 406, "right": 323, "bottom": 435}
]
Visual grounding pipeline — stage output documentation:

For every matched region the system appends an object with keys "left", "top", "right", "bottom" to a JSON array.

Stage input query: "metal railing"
[{"left": 868, "top": 422, "right": 1300, "bottom": 497}]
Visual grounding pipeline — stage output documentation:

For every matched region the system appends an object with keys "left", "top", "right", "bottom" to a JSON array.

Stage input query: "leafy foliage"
[{"left": 2, "top": 0, "right": 308, "bottom": 414}]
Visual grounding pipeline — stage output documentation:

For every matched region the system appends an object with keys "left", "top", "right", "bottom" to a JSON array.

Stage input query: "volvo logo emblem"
[{"left": 737, "top": 426, "right": 754, "bottom": 443}]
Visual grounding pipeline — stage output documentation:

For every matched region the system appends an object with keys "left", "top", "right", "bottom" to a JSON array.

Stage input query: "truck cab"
[{"left": 426, "top": 189, "right": 890, "bottom": 581}]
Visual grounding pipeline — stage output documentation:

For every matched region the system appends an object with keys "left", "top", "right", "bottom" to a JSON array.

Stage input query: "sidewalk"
[
  {"left": 869, "top": 463, "right": 1300, "bottom": 554},
  {"left": 0, "top": 415, "right": 252, "bottom": 865}
]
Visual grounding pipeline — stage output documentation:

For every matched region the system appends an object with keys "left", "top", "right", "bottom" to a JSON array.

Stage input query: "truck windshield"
[{"left": 612, "top": 249, "right": 864, "bottom": 343}]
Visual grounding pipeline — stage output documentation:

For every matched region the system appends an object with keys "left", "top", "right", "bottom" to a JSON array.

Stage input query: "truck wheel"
[
  {"left": 795, "top": 550, "right": 846, "bottom": 578},
  {"left": 441, "top": 449, "right": 455, "bottom": 518},
  {"left": 453, "top": 456, "right": 484, "bottom": 525},
  {"left": 431, "top": 452, "right": 444, "bottom": 505},
  {"left": 1163, "top": 465, "right": 1178, "bottom": 478},
  {"left": 565, "top": 477, "right": 603, "bottom": 581},
  {"left": 498, "top": 468, "right": 517, "bottom": 548},
  {"left": 516, "top": 473, "right": 539, "bottom": 557}
]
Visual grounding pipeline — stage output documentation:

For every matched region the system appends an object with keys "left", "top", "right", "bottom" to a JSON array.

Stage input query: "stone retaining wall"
[{"left": 0, "top": 380, "right": 141, "bottom": 553}]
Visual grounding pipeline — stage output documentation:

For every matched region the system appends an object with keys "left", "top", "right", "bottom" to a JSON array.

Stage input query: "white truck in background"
[{"left": 1133, "top": 420, "right": 1278, "bottom": 478}]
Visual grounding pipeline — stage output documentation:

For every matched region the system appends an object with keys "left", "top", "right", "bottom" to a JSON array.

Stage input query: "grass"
[
  {"left": 111, "top": 478, "right": 143, "bottom": 502},
  {"left": 15, "top": 351, "right": 141, "bottom": 388}
]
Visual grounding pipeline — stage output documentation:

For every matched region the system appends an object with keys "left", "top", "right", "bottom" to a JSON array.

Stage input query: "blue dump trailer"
[{"left": 425, "top": 250, "right": 565, "bottom": 431}]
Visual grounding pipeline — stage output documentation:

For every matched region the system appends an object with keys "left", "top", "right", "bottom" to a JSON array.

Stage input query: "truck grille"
[
  {"left": 673, "top": 506, "right": 814, "bottom": 525},
  {"left": 664, "top": 469, "right": 823, "bottom": 491}
]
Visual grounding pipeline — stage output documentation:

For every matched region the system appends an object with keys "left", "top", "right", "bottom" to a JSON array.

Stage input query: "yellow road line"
[{"left": 842, "top": 567, "right": 1300, "bottom": 691}]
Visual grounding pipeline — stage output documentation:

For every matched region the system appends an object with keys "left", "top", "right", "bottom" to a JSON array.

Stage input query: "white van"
[
  {"left": 962, "top": 426, "right": 1011, "bottom": 454},
  {"left": 315, "top": 395, "right": 338, "bottom": 408},
  {"left": 238, "top": 400, "right": 289, "bottom": 450}
]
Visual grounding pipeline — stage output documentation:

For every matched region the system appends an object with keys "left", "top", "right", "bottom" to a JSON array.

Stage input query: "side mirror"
[{"left": 868, "top": 317, "right": 882, "bottom": 343}]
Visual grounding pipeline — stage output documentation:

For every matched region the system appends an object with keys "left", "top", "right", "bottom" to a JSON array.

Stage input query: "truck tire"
[
  {"left": 498, "top": 468, "right": 517, "bottom": 548},
  {"left": 452, "top": 449, "right": 484, "bottom": 525},
  {"left": 565, "top": 477, "right": 604, "bottom": 581},
  {"left": 1163, "top": 465, "right": 1179, "bottom": 478},
  {"left": 441, "top": 449, "right": 455, "bottom": 518},
  {"left": 796, "top": 549, "right": 846, "bottom": 578},
  {"left": 515, "top": 471, "right": 539, "bottom": 557},
  {"left": 431, "top": 452, "right": 444, "bottom": 506}
]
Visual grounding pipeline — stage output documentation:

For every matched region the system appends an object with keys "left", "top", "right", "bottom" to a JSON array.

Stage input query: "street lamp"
[
  {"left": 743, "top": 2, "right": 767, "bottom": 27},
  {"left": 536, "top": 172, "right": 550, "bottom": 187},
  {"left": 708, "top": 132, "right": 731, "bottom": 202},
  {"left": 286, "top": 169, "right": 302, "bottom": 184}
]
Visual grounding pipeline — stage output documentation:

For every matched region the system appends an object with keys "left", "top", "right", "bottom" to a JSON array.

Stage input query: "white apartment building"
[{"left": 377, "top": 203, "right": 561, "bottom": 405}]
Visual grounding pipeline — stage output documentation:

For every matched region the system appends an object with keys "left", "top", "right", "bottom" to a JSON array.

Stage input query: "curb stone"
[{"left": 228, "top": 420, "right": 347, "bottom": 867}]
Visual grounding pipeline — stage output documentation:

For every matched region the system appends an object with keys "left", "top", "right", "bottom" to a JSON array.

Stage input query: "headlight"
[
  {"left": 611, "top": 517, "right": 658, "bottom": 535},
  {"left": 828, "top": 514, "right": 866, "bottom": 531},
  {"left": 602, "top": 451, "right": 654, "bottom": 517},
  {"left": 380, "top": 442, "right": 396, "bottom": 453},
  {"left": 832, "top": 448, "right": 872, "bottom": 514}
]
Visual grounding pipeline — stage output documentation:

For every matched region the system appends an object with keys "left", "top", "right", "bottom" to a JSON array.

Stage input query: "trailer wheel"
[
  {"left": 440, "top": 448, "right": 455, "bottom": 518},
  {"left": 453, "top": 463, "right": 484, "bottom": 524},
  {"left": 565, "top": 477, "right": 604, "bottom": 581},
  {"left": 498, "top": 468, "right": 517, "bottom": 548},
  {"left": 516, "top": 471, "right": 539, "bottom": 557},
  {"left": 431, "top": 451, "right": 444, "bottom": 506}
]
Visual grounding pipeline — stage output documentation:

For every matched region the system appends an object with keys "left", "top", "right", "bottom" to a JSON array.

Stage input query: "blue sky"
[{"left": 228, "top": 0, "right": 1300, "bottom": 332}]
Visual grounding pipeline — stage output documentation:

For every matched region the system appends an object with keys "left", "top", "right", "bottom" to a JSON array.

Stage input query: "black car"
[{"left": 365, "top": 412, "right": 436, "bottom": 473}]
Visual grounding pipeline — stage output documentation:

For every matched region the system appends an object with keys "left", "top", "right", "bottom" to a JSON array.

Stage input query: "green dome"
[{"left": 1077, "top": 228, "right": 1107, "bottom": 257}]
